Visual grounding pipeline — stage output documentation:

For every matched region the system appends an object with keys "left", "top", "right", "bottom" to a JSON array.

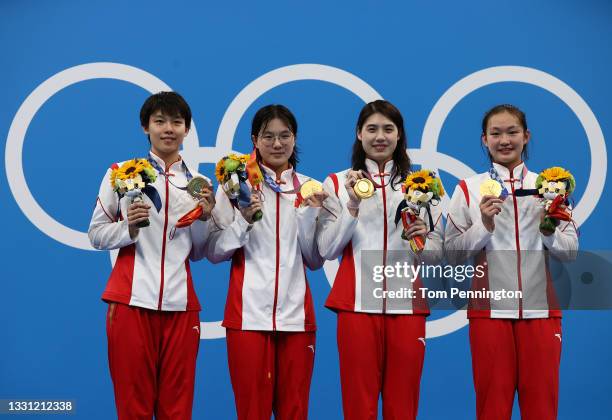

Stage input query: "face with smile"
[
  {"left": 357, "top": 112, "right": 399, "bottom": 166},
  {"left": 482, "top": 111, "right": 530, "bottom": 169},
  {"left": 143, "top": 110, "right": 189, "bottom": 163},
  {"left": 252, "top": 118, "right": 295, "bottom": 175}
]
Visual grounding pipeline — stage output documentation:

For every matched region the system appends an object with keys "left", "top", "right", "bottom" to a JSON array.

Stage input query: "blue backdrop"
[{"left": 2, "top": 1, "right": 611, "bottom": 418}]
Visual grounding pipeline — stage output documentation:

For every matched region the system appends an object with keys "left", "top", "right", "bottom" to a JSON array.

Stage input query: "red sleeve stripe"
[
  {"left": 97, "top": 197, "right": 115, "bottom": 222},
  {"left": 329, "top": 173, "right": 339, "bottom": 197},
  {"left": 426, "top": 213, "right": 444, "bottom": 239},
  {"left": 432, "top": 213, "right": 442, "bottom": 229},
  {"left": 446, "top": 214, "right": 465, "bottom": 233},
  {"left": 562, "top": 220, "right": 579, "bottom": 235},
  {"left": 459, "top": 180, "right": 469, "bottom": 207}
]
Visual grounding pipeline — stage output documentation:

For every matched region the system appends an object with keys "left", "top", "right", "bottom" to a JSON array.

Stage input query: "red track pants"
[
  {"left": 106, "top": 302, "right": 200, "bottom": 420},
  {"left": 225, "top": 329, "right": 315, "bottom": 420},
  {"left": 469, "top": 318, "right": 562, "bottom": 420},
  {"left": 337, "top": 311, "right": 426, "bottom": 420}
]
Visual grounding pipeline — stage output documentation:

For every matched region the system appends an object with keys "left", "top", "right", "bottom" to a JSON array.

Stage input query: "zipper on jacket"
[
  {"left": 509, "top": 170, "right": 523, "bottom": 318},
  {"left": 157, "top": 169, "right": 172, "bottom": 311},
  {"left": 272, "top": 191, "right": 281, "bottom": 330},
  {"left": 380, "top": 173, "right": 388, "bottom": 314}
]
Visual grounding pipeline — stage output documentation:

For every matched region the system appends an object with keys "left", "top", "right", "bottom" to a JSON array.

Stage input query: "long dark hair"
[
  {"left": 481, "top": 104, "right": 529, "bottom": 162},
  {"left": 251, "top": 104, "right": 299, "bottom": 169},
  {"left": 351, "top": 100, "right": 410, "bottom": 189}
]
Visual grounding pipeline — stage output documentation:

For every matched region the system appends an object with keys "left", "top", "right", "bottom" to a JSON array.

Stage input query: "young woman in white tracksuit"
[
  {"left": 89, "top": 92, "right": 215, "bottom": 420},
  {"left": 205, "top": 105, "right": 328, "bottom": 420},
  {"left": 444, "top": 104, "right": 578, "bottom": 420},
  {"left": 316, "top": 100, "right": 444, "bottom": 420}
]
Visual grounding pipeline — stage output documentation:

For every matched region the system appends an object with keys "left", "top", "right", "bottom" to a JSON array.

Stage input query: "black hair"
[
  {"left": 140, "top": 91, "right": 192, "bottom": 130},
  {"left": 351, "top": 100, "right": 411, "bottom": 190},
  {"left": 251, "top": 104, "right": 299, "bottom": 169},
  {"left": 481, "top": 104, "right": 529, "bottom": 161}
]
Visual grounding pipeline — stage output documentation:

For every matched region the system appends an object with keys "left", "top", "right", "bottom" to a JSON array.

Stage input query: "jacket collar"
[
  {"left": 365, "top": 158, "right": 394, "bottom": 175},
  {"left": 492, "top": 161, "right": 526, "bottom": 181},
  {"left": 260, "top": 162, "right": 294, "bottom": 185},
  {"left": 365, "top": 158, "right": 394, "bottom": 185},
  {"left": 148, "top": 150, "right": 183, "bottom": 173}
]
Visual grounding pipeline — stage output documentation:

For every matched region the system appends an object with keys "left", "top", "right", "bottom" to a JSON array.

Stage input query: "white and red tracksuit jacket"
[
  {"left": 88, "top": 152, "right": 211, "bottom": 311},
  {"left": 444, "top": 162, "right": 579, "bottom": 319},
  {"left": 206, "top": 164, "right": 323, "bottom": 332},
  {"left": 316, "top": 159, "right": 444, "bottom": 314}
]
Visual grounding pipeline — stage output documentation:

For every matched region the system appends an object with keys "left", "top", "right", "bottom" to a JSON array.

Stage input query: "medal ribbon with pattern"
[{"left": 485, "top": 164, "right": 529, "bottom": 198}]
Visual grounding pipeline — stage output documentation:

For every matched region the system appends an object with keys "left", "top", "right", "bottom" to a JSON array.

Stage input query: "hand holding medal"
[
  {"left": 300, "top": 180, "right": 322, "bottom": 198},
  {"left": 175, "top": 177, "right": 214, "bottom": 228},
  {"left": 300, "top": 180, "right": 329, "bottom": 208},
  {"left": 343, "top": 170, "right": 374, "bottom": 216},
  {"left": 354, "top": 178, "right": 375, "bottom": 199},
  {"left": 478, "top": 177, "right": 506, "bottom": 233},
  {"left": 341, "top": 170, "right": 365, "bottom": 217},
  {"left": 479, "top": 179, "right": 503, "bottom": 198}
]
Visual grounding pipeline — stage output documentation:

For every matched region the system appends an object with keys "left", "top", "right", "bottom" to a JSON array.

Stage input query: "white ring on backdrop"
[
  {"left": 408, "top": 148, "right": 477, "bottom": 214},
  {"left": 4, "top": 62, "right": 199, "bottom": 251},
  {"left": 208, "top": 63, "right": 384, "bottom": 286},
  {"left": 420, "top": 65, "right": 606, "bottom": 227},
  {"left": 6, "top": 63, "right": 605, "bottom": 339},
  {"left": 88, "top": 65, "right": 390, "bottom": 337},
  {"left": 191, "top": 64, "right": 383, "bottom": 338},
  {"left": 182, "top": 64, "right": 386, "bottom": 167},
  {"left": 0, "top": 62, "right": 227, "bottom": 338},
  {"left": 419, "top": 65, "right": 607, "bottom": 338}
]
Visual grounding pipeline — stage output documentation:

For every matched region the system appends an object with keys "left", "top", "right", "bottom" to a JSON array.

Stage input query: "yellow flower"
[
  {"left": 404, "top": 170, "right": 434, "bottom": 191},
  {"left": 110, "top": 168, "right": 119, "bottom": 188},
  {"left": 540, "top": 166, "right": 571, "bottom": 182},
  {"left": 227, "top": 153, "right": 248, "bottom": 165},
  {"left": 120, "top": 160, "right": 145, "bottom": 180},
  {"left": 137, "top": 158, "right": 154, "bottom": 171},
  {"left": 215, "top": 159, "right": 226, "bottom": 183},
  {"left": 110, "top": 158, "right": 156, "bottom": 190},
  {"left": 112, "top": 159, "right": 144, "bottom": 186}
]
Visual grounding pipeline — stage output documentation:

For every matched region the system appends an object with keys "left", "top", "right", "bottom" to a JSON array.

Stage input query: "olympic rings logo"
[{"left": 5, "top": 62, "right": 607, "bottom": 339}]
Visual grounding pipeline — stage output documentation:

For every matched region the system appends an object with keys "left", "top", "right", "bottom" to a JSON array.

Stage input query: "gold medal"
[
  {"left": 353, "top": 178, "right": 375, "bottom": 199},
  {"left": 479, "top": 179, "right": 502, "bottom": 198},
  {"left": 187, "top": 177, "right": 211, "bottom": 200},
  {"left": 300, "top": 180, "right": 322, "bottom": 198}
]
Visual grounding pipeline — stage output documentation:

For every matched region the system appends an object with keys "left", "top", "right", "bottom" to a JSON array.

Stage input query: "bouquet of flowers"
[
  {"left": 110, "top": 158, "right": 158, "bottom": 227},
  {"left": 215, "top": 152, "right": 263, "bottom": 221},
  {"left": 395, "top": 169, "right": 445, "bottom": 253},
  {"left": 535, "top": 166, "right": 575, "bottom": 234}
]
